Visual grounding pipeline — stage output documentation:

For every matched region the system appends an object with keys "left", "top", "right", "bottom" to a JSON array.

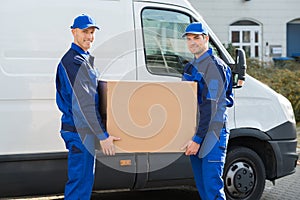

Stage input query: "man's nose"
[
  {"left": 86, "top": 33, "right": 93, "bottom": 39},
  {"left": 190, "top": 40, "right": 196, "bottom": 45}
]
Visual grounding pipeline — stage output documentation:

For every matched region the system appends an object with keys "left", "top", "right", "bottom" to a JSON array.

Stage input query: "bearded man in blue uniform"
[{"left": 181, "top": 22, "right": 234, "bottom": 200}]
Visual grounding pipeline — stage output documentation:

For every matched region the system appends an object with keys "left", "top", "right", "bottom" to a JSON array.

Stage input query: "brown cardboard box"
[{"left": 99, "top": 80, "right": 197, "bottom": 153}]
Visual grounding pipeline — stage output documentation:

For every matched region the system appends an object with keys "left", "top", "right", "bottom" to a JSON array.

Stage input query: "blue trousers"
[
  {"left": 61, "top": 131, "right": 96, "bottom": 200},
  {"left": 190, "top": 128, "right": 229, "bottom": 200}
]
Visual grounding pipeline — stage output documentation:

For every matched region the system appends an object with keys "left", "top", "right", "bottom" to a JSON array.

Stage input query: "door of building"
[{"left": 287, "top": 19, "right": 300, "bottom": 58}]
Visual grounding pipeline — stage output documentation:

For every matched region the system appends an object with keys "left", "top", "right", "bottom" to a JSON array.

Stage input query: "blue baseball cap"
[
  {"left": 71, "top": 14, "right": 99, "bottom": 30},
  {"left": 182, "top": 22, "right": 208, "bottom": 37}
]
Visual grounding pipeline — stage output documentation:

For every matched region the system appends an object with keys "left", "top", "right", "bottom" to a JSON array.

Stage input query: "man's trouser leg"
[
  {"left": 61, "top": 131, "right": 96, "bottom": 200},
  {"left": 190, "top": 154, "right": 205, "bottom": 198},
  {"left": 190, "top": 128, "right": 228, "bottom": 200}
]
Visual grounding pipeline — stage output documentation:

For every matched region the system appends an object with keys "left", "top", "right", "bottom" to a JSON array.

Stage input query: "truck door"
[
  {"left": 133, "top": 1, "right": 237, "bottom": 187},
  {"left": 133, "top": 1, "right": 196, "bottom": 187}
]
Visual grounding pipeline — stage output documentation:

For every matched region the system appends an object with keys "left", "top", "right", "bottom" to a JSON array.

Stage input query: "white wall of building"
[{"left": 189, "top": 0, "right": 300, "bottom": 61}]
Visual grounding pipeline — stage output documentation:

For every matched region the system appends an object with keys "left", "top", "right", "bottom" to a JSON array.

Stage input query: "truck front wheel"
[{"left": 223, "top": 147, "right": 266, "bottom": 200}]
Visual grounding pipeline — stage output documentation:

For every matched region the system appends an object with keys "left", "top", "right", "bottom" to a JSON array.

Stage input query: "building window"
[
  {"left": 231, "top": 31, "right": 240, "bottom": 43},
  {"left": 242, "top": 31, "right": 250, "bottom": 43},
  {"left": 229, "top": 20, "right": 261, "bottom": 59}
]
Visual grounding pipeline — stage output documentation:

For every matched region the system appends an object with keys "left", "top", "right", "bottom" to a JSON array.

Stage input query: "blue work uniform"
[
  {"left": 56, "top": 43, "right": 108, "bottom": 199},
  {"left": 182, "top": 48, "right": 234, "bottom": 200}
]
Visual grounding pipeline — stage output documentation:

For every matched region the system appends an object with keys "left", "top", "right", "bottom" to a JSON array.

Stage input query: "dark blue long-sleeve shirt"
[
  {"left": 56, "top": 43, "right": 108, "bottom": 140},
  {"left": 182, "top": 48, "right": 234, "bottom": 144}
]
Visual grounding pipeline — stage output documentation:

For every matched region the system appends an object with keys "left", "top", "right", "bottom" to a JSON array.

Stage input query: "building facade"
[{"left": 189, "top": 0, "right": 300, "bottom": 62}]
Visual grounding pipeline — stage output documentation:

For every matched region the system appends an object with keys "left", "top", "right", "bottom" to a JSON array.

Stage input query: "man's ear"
[
  {"left": 205, "top": 35, "right": 209, "bottom": 42},
  {"left": 71, "top": 28, "right": 76, "bottom": 37}
]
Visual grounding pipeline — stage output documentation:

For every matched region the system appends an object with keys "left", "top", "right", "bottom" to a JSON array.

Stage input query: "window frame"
[
  {"left": 140, "top": 7, "right": 225, "bottom": 78},
  {"left": 140, "top": 7, "right": 193, "bottom": 78}
]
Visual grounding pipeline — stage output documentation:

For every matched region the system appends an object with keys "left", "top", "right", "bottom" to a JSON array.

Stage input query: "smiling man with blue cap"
[
  {"left": 56, "top": 14, "right": 120, "bottom": 199},
  {"left": 181, "top": 22, "right": 234, "bottom": 200},
  {"left": 70, "top": 14, "right": 99, "bottom": 52}
]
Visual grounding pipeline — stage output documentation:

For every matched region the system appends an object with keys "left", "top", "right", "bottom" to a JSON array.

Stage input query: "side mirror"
[{"left": 232, "top": 48, "right": 247, "bottom": 88}]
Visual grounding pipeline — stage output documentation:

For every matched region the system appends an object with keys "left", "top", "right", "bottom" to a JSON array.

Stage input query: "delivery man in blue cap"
[
  {"left": 56, "top": 14, "right": 120, "bottom": 199},
  {"left": 181, "top": 22, "right": 234, "bottom": 200}
]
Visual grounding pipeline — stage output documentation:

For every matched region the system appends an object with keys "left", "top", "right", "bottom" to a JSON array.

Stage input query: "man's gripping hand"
[
  {"left": 181, "top": 140, "right": 200, "bottom": 156},
  {"left": 100, "top": 136, "right": 121, "bottom": 156}
]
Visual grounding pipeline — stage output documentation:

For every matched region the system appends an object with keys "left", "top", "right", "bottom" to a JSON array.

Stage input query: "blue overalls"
[
  {"left": 183, "top": 48, "right": 234, "bottom": 200},
  {"left": 56, "top": 43, "right": 109, "bottom": 199}
]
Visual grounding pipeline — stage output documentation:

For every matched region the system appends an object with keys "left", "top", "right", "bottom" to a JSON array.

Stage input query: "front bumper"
[{"left": 269, "top": 138, "right": 298, "bottom": 178}]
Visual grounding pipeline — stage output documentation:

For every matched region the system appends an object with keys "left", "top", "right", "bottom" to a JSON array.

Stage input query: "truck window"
[
  {"left": 141, "top": 9, "right": 193, "bottom": 77},
  {"left": 141, "top": 9, "right": 221, "bottom": 77}
]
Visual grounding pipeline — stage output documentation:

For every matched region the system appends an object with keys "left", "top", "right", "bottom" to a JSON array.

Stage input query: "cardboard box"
[{"left": 99, "top": 81, "right": 197, "bottom": 153}]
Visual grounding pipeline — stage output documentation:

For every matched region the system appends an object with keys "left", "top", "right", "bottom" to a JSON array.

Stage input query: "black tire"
[{"left": 223, "top": 147, "right": 266, "bottom": 200}]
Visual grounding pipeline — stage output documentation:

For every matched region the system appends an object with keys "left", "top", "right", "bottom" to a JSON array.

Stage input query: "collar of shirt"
[
  {"left": 192, "top": 48, "right": 213, "bottom": 65},
  {"left": 71, "top": 43, "right": 90, "bottom": 60}
]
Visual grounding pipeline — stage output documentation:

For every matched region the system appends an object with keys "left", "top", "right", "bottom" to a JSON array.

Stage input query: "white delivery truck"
[{"left": 0, "top": 0, "right": 298, "bottom": 199}]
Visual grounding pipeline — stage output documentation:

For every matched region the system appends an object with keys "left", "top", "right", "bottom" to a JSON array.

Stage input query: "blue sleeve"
[
  {"left": 182, "top": 58, "right": 233, "bottom": 144},
  {"left": 56, "top": 63, "right": 70, "bottom": 116},
  {"left": 195, "top": 61, "right": 226, "bottom": 141},
  {"left": 182, "top": 62, "right": 196, "bottom": 81},
  {"left": 225, "top": 67, "right": 234, "bottom": 107},
  {"left": 63, "top": 55, "right": 108, "bottom": 140},
  {"left": 182, "top": 63, "right": 207, "bottom": 144}
]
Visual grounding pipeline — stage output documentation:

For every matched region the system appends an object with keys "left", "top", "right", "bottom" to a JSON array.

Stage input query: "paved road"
[{"left": 260, "top": 165, "right": 300, "bottom": 200}]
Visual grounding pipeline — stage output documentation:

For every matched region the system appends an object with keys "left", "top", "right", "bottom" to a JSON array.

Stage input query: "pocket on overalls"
[
  {"left": 205, "top": 129, "right": 228, "bottom": 163},
  {"left": 219, "top": 128, "right": 229, "bottom": 150}
]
